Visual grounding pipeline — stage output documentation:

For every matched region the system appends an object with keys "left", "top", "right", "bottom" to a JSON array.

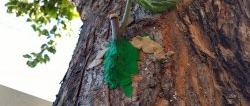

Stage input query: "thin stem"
[
  {"left": 110, "top": 14, "right": 120, "bottom": 40},
  {"left": 120, "top": 0, "right": 132, "bottom": 34}
]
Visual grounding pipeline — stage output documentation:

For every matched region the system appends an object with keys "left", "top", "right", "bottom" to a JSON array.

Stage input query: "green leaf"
[
  {"left": 104, "top": 37, "right": 139, "bottom": 97},
  {"left": 136, "top": 0, "right": 179, "bottom": 13},
  {"left": 44, "top": 54, "right": 50, "bottom": 62},
  {"left": 23, "top": 54, "right": 32, "bottom": 59},
  {"left": 50, "top": 25, "right": 57, "bottom": 34},
  {"left": 48, "top": 40, "right": 54, "bottom": 45},
  {"left": 55, "top": 34, "right": 62, "bottom": 38},
  {"left": 41, "top": 29, "right": 49, "bottom": 36},
  {"left": 47, "top": 47, "right": 56, "bottom": 54},
  {"left": 61, "top": 21, "right": 67, "bottom": 30},
  {"left": 41, "top": 44, "right": 48, "bottom": 49},
  {"left": 26, "top": 60, "right": 38, "bottom": 68},
  {"left": 26, "top": 60, "right": 33, "bottom": 67},
  {"left": 26, "top": 18, "right": 32, "bottom": 22},
  {"left": 31, "top": 24, "right": 37, "bottom": 31},
  {"left": 16, "top": 11, "right": 22, "bottom": 17},
  {"left": 31, "top": 52, "right": 38, "bottom": 57}
]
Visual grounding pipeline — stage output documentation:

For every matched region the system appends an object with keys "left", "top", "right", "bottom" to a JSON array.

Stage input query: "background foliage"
[{"left": 5, "top": 0, "right": 79, "bottom": 67}]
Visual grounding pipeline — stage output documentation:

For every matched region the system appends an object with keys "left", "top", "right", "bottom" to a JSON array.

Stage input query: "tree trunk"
[{"left": 53, "top": 0, "right": 250, "bottom": 105}]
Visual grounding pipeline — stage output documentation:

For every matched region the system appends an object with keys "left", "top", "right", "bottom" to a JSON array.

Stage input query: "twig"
[
  {"left": 120, "top": 0, "right": 132, "bottom": 34},
  {"left": 109, "top": 14, "right": 120, "bottom": 40}
]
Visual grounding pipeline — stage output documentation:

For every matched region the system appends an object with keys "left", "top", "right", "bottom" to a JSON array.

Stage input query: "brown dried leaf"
[
  {"left": 96, "top": 48, "right": 108, "bottom": 59},
  {"left": 87, "top": 48, "right": 108, "bottom": 69},
  {"left": 131, "top": 36, "right": 167, "bottom": 59},
  {"left": 154, "top": 98, "right": 169, "bottom": 106},
  {"left": 130, "top": 36, "right": 143, "bottom": 49},
  {"left": 166, "top": 51, "right": 175, "bottom": 57},
  {"left": 154, "top": 50, "right": 166, "bottom": 59},
  {"left": 87, "top": 59, "right": 103, "bottom": 69},
  {"left": 132, "top": 75, "right": 143, "bottom": 82}
]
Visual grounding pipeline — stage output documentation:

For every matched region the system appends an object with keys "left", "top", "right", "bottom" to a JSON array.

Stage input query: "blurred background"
[{"left": 0, "top": 0, "right": 81, "bottom": 102}]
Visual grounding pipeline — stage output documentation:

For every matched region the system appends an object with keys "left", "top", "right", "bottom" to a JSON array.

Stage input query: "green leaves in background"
[
  {"left": 136, "top": 0, "right": 179, "bottom": 13},
  {"left": 104, "top": 37, "right": 139, "bottom": 97},
  {"left": 23, "top": 40, "right": 56, "bottom": 68},
  {"left": 5, "top": 0, "right": 79, "bottom": 67}
]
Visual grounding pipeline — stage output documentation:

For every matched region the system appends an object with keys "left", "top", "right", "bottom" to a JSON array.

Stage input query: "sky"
[{"left": 0, "top": 0, "right": 82, "bottom": 102}]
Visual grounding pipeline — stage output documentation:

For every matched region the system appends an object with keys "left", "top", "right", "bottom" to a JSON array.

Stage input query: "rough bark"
[{"left": 53, "top": 0, "right": 250, "bottom": 106}]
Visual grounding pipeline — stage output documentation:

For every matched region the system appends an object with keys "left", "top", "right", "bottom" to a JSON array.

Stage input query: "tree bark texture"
[{"left": 53, "top": 0, "right": 250, "bottom": 106}]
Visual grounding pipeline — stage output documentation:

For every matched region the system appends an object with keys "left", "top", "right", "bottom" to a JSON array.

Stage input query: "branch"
[
  {"left": 109, "top": 14, "right": 120, "bottom": 40},
  {"left": 120, "top": 0, "right": 132, "bottom": 34}
]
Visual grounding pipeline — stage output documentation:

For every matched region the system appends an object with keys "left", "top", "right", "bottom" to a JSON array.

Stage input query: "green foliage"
[
  {"left": 5, "top": 0, "right": 79, "bottom": 68},
  {"left": 136, "top": 0, "right": 179, "bottom": 13},
  {"left": 104, "top": 37, "right": 139, "bottom": 97},
  {"left": 23, "top": 40, "right": 56, "bottom": 68}
]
